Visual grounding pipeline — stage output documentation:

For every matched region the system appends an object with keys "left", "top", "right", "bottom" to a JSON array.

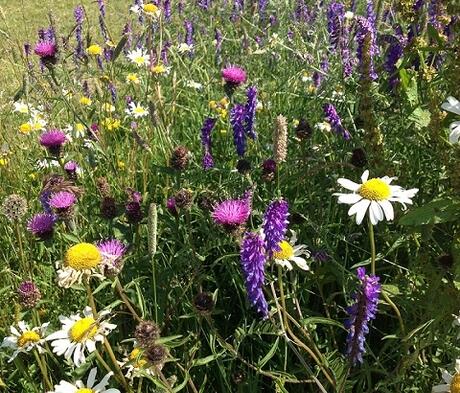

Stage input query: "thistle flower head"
[
  {"left": 27, "top": 212, "right": 55, "bottom": 239},
  {"left": 97, "top": 239, "right": 127, "bottom": 276},
  {"left": 222, "top": 66, "right": 247, "bottom": 85},
  {"left": 34, "top": 41, "right": 57, "bottom": 60},
  {"left": 17, "top": 281, "right": 41, "bottom": 309},
  {"left": 262, "top": 199, "right": 289, "bottom": 256},
  {"left": 240, "top": 232, "right": 269, "bottom": 318},
  {"left": 49, "top": 191, "right": 76, "bottom": 210},
  {"left": 39, "top": 129, "right": 67, "bottom": 155},
  {"left": 212, "top": 198, "right": 251, "bottom": 229},
  {"left": 170, "top": 146, "right": 190, "bottom": 170},
  {"left": 345, "top": 267, "right": 380, "bottom": 365}
]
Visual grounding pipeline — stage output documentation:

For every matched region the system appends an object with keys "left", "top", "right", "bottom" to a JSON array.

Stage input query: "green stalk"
[
  {"left": 368, "top": 219, "right": 376, "bottom": 275},
  {"left": 33, "top": 349, "right": 53, "bottom": 391}
]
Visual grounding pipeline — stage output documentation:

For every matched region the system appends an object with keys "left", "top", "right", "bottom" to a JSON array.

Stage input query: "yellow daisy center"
[
  {"left": 129, "top": 348, "right": 147, "bottom": 368},
  {"left": 151, "top": 64, "right": 166, "bottom": 74},
  {"left": 76, "top": 389, "right": 94, "bottom": 393},
  {"left": 134, "top": 56, "right": 146, "bottom": 65},
  {"left": 451, "top": 374, "right": 460, "bottom": 393},
  {"left": 65, "top": 243, "right": 101, "bottom": 271},
  {"left": 143, "top": 4, "right": 158, "bottom": 14},
  {"left": 19, "top": 123, "right": 32, "bottom": 134},
  {"left": 17, "top": 331, "right": 40, "bottom": 347},
  {"left": 133, "top": 107, "right": 146, "bottom": 114},
  {"left": 273, "top": 241, "right": 294, "bottom": 260},
  {"left": 69, "top": 317, "right": 98, "bottom": 342},
  {"left": 358, "top": 178, "right": 391, "bottom": 201}
]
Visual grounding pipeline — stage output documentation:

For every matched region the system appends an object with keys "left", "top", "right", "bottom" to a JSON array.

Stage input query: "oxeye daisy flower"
[
  {"left": 334, "top": 170, "right": 419, "bottom": 225},
  {"left": 441, "top": 96, "right": 460, "bottom": 144},
  {"left": 97, "top": 239, "right": 127, "bottom": 276},
  {"left": 432, "top": 359, "right": 460, "bottom": 393},
  {"left": 1, "top": 321, "right": 49, "bottom": 362},
  {"left": 49, "top": 367, "right": 120, "bottom": 393},
  {"left": 273, "top": 231, "right": 311, "bottom": 271},
  {"left": 56, "top": 243, "right": 102, "bottom": 288},
  {"left": 127, "top": 48, "right": 150, "bottom": 67},
  {"left": 125, "top": 102, "right": 148, "bottom": 118},
  {"left": 126, "top": 73, "right": 140, "bottom": 84},
  {"left": 130, "top": 2, "right": 160, "bottom": 17},
  {"left": 46, "top": 306, "right": 116, "bottom": 366},
  {"left": 150, "top": 63, "right": 171, "bottom": 75}
]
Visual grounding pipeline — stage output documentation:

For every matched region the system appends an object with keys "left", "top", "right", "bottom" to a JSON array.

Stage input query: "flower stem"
[
  {"left": 33, "top": 349, "right": 53, "bottom": 391},
  {"left": 115, "top": 279, "right": 142, "bottom": 322},
  {"left": 368, "top": 219, "right": 376, "bottom": 275}
]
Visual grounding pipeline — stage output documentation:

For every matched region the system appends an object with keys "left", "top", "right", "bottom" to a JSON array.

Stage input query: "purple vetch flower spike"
[
  {"left": 262, "top": 199, "right": 289, "bottom": 256},
  {"left": 240, "top": 232, "right": 269, "bottom": 318},
  {"left": 184, "top": 20, "right": 194, "bottom": 57},
  {"left": 244, "top": 86, "right": 257, "bottom": 139},
  {"left": 97, "top": 0, "right": 108, "bottom": 41},
  {"left": 323, "top": 103, "right": 351, "bottom": 140},
  {"left": 161, "top": 41, "right": 171, "bottom": 65},
  {"left": 345, "top": 267, "right": 380, "bottom": 365},
  {"left": 200, "top": 117, "right": 217, "bottom": 169},
  {"left": 230, "top": 104, "right": 247, "bottom": 157},
  {"left": 74, "top": 6, "right": 85, "bottom": 60},
  {"left": 163, "top": 0, "right": 171, "bottom": 21},
  {"left": 356, "top": 17, "right": 378, "bottom": 81},
  {"left": 202, "top": 150, "right": 214, "bottom": 170},
  {"left": 327, "top": 2, "right": 345, "bottom": 53},
  {"left": 215, "top": 28, "right": 222, "bottom": 54},
  {"left": 258, "top": 0, "right": 268, "bottom": 19},
  {"left": 122, "top": 23, "right": 132, "bottom": 55}
]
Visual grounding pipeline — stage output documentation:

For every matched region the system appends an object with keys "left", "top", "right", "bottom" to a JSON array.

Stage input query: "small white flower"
[
  {"left": 185, "top": 80, "right": 203, "bottom": 90},
  {"left": 344, "top": 11, "right": 354, "bottom": 20},
  {"left": 49, "top": 367, "right": 120, "bottom": 393},
  {"left": 125, "top": 102, "right": 148, "bottom": 118},
  {"left": 315, "top": 121, "right": 332, "bottom": 132},
  {"left": 36, "top": 158, "right": 60, "bottom": 170},
  {"left": 1, "top": 321, "right": 49, "bottom": 362},
  {"left": 127, "top": 48, "right": 151, "bottom": 67},
  {"left": 441, "top": 96, "right": 460, "bottom": 144},
  {"left": 46, "top": 307, "right": 116, "bottom": 367},
  {"left": 334, "top": 170, "right": 419, "bottom": 225},
  {"left": 432, "top": 359, "right": 460, "bottom": 392},
  {"left": 177, "top": 43, "right": 194, "bottom": 54},
  {"left": 272, "top": 231, "right": 311, "bottom": 271},
  {"left": 29, "top": 109, "right": 47, "bottom": 131},
  {"left": 13, "top": 100, "right": 34, "bottom": 114}
]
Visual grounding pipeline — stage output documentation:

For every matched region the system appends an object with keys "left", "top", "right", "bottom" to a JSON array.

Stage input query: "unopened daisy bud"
[
  {"left": 1, "top": 194, "right": 28, "bottom": 222},
  {"left": 170, "top": 146, "right": 190, "bottom": 170},
  {"left": 193, "top": 292, "right": 214, "bottom": 314},
  {"left": 174, "top": 189, "right": 193, "bottom": 210},
  {"left": 135, "top": 320, "right": 161, "bottom": 349},
  {"left": 261, "top": 159, "right": 277, "bottom": 182},
  {"left": 17, "top": 281, "right": 41, "bottom": 309},
  {"left": 273, "top": 115, "right": 288, "bottom": 163},
  {"left": 145, "top": 344, "right": 167, "bottom": 366}
]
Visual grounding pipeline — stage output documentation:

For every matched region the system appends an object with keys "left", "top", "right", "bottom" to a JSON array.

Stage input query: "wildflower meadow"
[{"left": 0, "top": 0, "right": 459, "bottom": 392}]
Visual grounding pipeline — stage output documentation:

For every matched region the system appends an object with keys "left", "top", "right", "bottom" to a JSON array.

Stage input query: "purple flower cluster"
[
  {"left": 39, "top": 129, "right": 67, "bottom": 155},
  {"left": 323, "top": 104, "right": 351, "bottom": 140},
  {"left": 74, "top": 6, "right": 85, "bottom": 60},
  {"left": 27, "top": 212, "right": 56, "bottom": 240},
  {"left": 212, "top": 198, "right": 250, "bottom": 229},
  {"left": 262, "top": 199, "right": 289, "bottom": 256},
  {"left": 164, "top": 0, "right": 172, "bottom": 21},
  {"left": 327, "top": 2, "right": 345, "bottom": 53},
  {"left": 356, "top": 14, "right": 378, "bottom": 80},
  {"left": 345, "top": 267, "right": 380, "bottom": 365},
  {"left": 200, "top": 117, "right": 217, "bottom": 170},
  {"left": 184, "top": 20, "right": 194, "bottom": 57},
  {"left": 230, "top": 104, "right": 247, "bottom": 157},
  {"left": 97, "top": 239, "right": 127, "bottom": 276},
  {"left": 240, "top": 232, "right": 269, "bottom": 318},
  {"left": 244, "top": 86, "right": 257, "bottom": 139}
]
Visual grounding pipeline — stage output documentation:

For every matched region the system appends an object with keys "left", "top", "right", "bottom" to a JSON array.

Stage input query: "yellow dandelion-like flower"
[
  {"left": 87, "top": 44, "right": 102, "bottom": 56},
  {"left": 117, "top": 160, "right": 126, "bottom": 170},
  {"left": 127, "top": 73, "right": 140, "bottom": 84},
  {"left": 102, "top": 118, "right": 121, "bottom": 131},
  {"left": 0, "top": 158, "right": 8, "bottom": 167},
  {"left": 79, "top": 97, "right": 92, "bottom": 106},
  {"left": 209, "top": 100, "right": 217, "bottom": 110},
  {"left": 19, "top": 123, "right": 32, "bottom": 134},
  {"left": 65, "top": 243, "right": 101, "bottom": 271}
]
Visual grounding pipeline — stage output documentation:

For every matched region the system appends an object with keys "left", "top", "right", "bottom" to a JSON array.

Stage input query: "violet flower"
[
  {"left": 262, "top": 199, "right": 289, "bottom": 256},
  {"left": 230, "top": 104, "right": 246, "bottom": 157},
  {"left": 327, "top": 2, "right": 345, "bottom": 53},
  {"left": 240, "top": 232, "right": 269, "bottom": 318},
  {"left": 345, "top": 267, "right": 380, "bottom": 365},
  {"left": 323, "top": 104, "right": 351, "bottom": 140},
  {"left": 74, "top": 6, "right": 85, "bottom": 60},
  {"left": 200, "top": 117, "right": 217, "bottom": 170},
  {"left": 244, "top": 86, "right": 257, "bottom": 139}
]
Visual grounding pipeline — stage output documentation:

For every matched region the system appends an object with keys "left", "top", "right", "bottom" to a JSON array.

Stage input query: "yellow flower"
[
  {"left": 218, "top": 108, "right": 228, "bottom": 120},
  {"left": 292, "top": 119, "right": 300, "bottom": 128},
  {"left": 87, "top": 44, "right": 102, "bottom": 56},
  {"left": 219, "top": 97, "right": 229, "bottom": 108},
  {"left": 0, "top": 157, "right": 8, "bottom": 167},
  {"left": 208, "top": 100, "right": 217, "bottom": 110},
  {"left": 126, "top": 73, "right": 140, "bottom": 84},
  {"left": 102, "top": 118, "right": 121, "bottom": 131},
  {"left": 65, "top": 243, "right": 101, "bottom": 271},
  {"left": 19, "top": 123, "right": 32, "bottom": 134},
  {"left": 79, "top": 97, "right": 92, "bottom": 106},
  {"left": 117, "top": 160, "right": 126, "bottom": 170},
  {"left": 150, "top": 64, "right": 169, "bottom": 75},
  {"left": 219, "top": 129, "right": 227, "bottom": 135},
  {"left": 29, "top": 173, "right": 38, "bottom": 180},
  {"left": 307, "top": 85, "right": 316, "bottom": 94},
  {"left": 75, "top": 123, "right": 85, "bottom": 134},
  {"left": 143, "top": 3, "right": 159, "bottom": 15},
  {"left": 102, "top": 103, "right": 115, "bottom": 112}
]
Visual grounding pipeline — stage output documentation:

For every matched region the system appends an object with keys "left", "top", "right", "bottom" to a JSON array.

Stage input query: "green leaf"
[
  {"left": 192, "top": 351, "right": 225, "bottom": 367},
  {"left": 257, "top": 337, "right": 279, "bottom": 368},
  {"left": 301, "top": 317, "right": 346, "bottom": 330},
  {"left": 381, "top": 284, "right": 400, "bottom": 296},
  {"left": 111, "top": 35, "right": 128, "bottom": 62},
  {"left": 408, "top": 107, "right": 431, "bottom": 130},
  {"left": 399, "top": 199, "right": 460, "bottom": 226}
]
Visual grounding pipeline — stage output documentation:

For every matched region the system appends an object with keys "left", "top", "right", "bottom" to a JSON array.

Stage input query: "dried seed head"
[
  {"left": 97, "top": 177, "right": 112, "bottom": 197},
  {"left": 100, "top": 197, "right": 118, "bottom": 219},
  {"left": 236, "top": 159, "right": 251, "bottom": 174},
  {"left": 17, "top": 281, "right": 41, "bottom": 309},
  {"left": 135, "top": 320, "right": 161, "bottom": 348},
  {"left": 193, "top": 292, "right": 214, "bottom": 314},
  {"left": 1, "top": 194, "right": 28, "bottom": 222},
  {"left": 350, "top": 148, "right": 368, "bottom": 168},
  {"left": 170, "top": 146, "right": 190, "bottom": 170},
  {"left": 174, "top": 189, "right": 193, "bottom": 209},
  {"left": 273, "top": 114, "right": 288, "bottom": 163},
  {"left": 145, "top": 344, "right": 167, "bottom": 366}
]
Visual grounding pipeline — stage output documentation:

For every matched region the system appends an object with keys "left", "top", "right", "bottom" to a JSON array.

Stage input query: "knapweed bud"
[
  {"left": 350, "top": 148, "right": 368, "bottom": 168},
  {"left": 261, "top": 159, "right": 277, "bottom": 182},
  {"left": 100, "top": 197, "right": 118, "bottom": 219},
  {"left": 1, "top": 194, "right": 28, "bottom": 222},
  {"left": 170, "top": 146, "right": 190, "bottom": 170},
  {"left": 295, "top": 118, "right": 313, "bottom": 140},
  {"left": 17, "top": 281, "right": 41, "bottom": 309},
  {"left": 193, "top": 292, "right": 215, "bottom": 314},
  {"left": 174, "top": 189, "right": 193, "bottom": 210},
  {"left": 236, "top": 159, "right": 251, "bottom": 175},
  {"left": 135, "top": 320, "right": 161, "bottom": 349},
  {"left": 145, "top": 344, "right": 167, "bottom": 366}
]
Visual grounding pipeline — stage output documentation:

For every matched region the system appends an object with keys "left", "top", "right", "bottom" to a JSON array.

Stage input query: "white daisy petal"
[
  {"left": 370, "top": 201, "right": 384, "bottom": 223},
  {"left": 361, "top": 170, "right": 369, "bottom": 183},
  {"left": 378, "top": 200, "right": 394, "bottom": 221},
  {"left": 348, "top": 199, "right": 370, "bottom": 225},
  {"left": 87, "top": 367, "right": 98, "bottom": 388},
  {"left": 337, "top": 178, "right": 360, "bottom": 191},
  {"left": 441, "top": 96, "right": 460, "bottom": 116},
  {"left": 431, "top": 384, "right": 449, "bottom": 392},
  {"left": 337, "top": 193, "right": 362, "bottom": 204},
  {"left": 291, "top": 256, "right": 310, "bottom": 270}
]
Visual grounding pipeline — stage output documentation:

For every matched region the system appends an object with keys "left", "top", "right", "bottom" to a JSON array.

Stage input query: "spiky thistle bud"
[
  {"left": 135, "top": 320, "right": 161, "bottom": 349},
  {"left": 193, "top": 292, "right": 215, "bottom": 314},
  {"left": 170, "top": 146, "right": 190, "bottom": 170},
  {"left": 174, "top": 189, "right": 193, "bottom": 210}
]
